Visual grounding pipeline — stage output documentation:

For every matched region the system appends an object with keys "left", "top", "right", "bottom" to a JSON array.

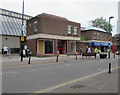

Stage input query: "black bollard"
[
  {"left": 76, "top": 54, "right": 77, "bottom": 60},
  {"left": 28, "top": 56, "right": 31, "bottom": 64},
  {"left": 108, "top": 63, "right": 111, "bottom": 73},
  {"left": 56, "top": 55, "right": 59, "bottom": 62}
]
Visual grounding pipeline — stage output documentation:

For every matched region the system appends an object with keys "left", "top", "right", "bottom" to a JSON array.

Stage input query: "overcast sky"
[{"left": 0, "top": 0, "right": 119, "bottom": 35}]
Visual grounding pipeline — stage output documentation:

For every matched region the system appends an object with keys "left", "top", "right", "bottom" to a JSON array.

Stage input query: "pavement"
[
  {"left": 1, "top": 53, "right": 119, "bottom": 94},
  {"left": 1, "top": 53, "right": 118, "bottom": 67},
  {"left": 1, "top": 53, "right": 99, "bottom": 67}
]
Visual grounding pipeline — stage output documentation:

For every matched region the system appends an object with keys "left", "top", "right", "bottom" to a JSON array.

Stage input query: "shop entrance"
[{"left": 57, "top": 40, "right": 66, "bottom": 54}]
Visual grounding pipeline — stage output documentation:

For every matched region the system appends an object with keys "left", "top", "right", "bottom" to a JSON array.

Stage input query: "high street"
[{"left": 2, "top": 55, "right": 119, "bottom": 93}]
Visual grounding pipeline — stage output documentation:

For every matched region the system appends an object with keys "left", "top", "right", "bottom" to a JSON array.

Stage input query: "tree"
[{"left": 90, "top": 17, "right": 113, "bottom": 33}]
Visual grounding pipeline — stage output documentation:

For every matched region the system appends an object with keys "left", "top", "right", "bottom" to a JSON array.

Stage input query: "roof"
[
  {"left": 0, "top": 8, "right": 32, "bottom": 36},
  {"left": 39, "top": 13, "right": 68, "bottom": 21},
  {"left": 81, "top": 27, "right": 107, "bottom": 32},
  {"left": 113, "top": 34, "right": 120, "bottom": 37}
]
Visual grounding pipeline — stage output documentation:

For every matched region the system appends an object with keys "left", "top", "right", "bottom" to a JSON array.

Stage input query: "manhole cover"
[{"left": 71, "top": 84, "right": 84, "bottom": 89}]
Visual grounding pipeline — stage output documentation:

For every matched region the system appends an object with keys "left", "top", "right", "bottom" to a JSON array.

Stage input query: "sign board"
[
  {"left": 107, "top": 36, "right": 111, "bottom": 41},
  {"left": 21, "top": 36, "right": 24, "bottom": 42}
]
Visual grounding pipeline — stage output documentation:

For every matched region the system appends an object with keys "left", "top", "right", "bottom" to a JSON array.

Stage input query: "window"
[
  {"left": 45, "top": 40, "right": 53, "bottom": 53},
  {"left": 93, "top": 33, "right": 97, "bottom": 39},
  {"left": 68, "top": 25, "right": 72, "bottom": 34},
  {"left": 97, "top": 33, "right": 100, "bottom": 39},
  {"left": 34, "top": 21, "right": 38, "bottom": 33},
  {"left": 74, "top": 27, "right": 78, "bottom": 35}
]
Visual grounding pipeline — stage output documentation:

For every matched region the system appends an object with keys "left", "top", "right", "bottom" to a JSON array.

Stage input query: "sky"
[{"left": 0, "top": 0, "right": 119, "bottom": 36}]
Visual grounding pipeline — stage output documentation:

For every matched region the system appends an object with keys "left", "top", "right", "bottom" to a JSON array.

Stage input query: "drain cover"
[{"left": 71, "top": 84, "right": 84, "bottom": 89}]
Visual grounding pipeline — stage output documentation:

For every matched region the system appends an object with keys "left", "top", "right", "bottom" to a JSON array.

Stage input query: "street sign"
[{"left": 21, "top": 36, "right": 24, "bottom": 42}]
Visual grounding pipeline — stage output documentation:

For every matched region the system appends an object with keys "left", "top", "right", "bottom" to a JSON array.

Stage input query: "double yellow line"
[{"left": 33, "top": 66, "right": 119, "bottom": 94}]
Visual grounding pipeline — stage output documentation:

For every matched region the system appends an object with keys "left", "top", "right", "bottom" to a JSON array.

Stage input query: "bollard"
[
  {"left": 108, "top": 63, "right": 111, "bottom": 73},
  {"left": 76, "top": 54, "right": 77, "bottom": 60},
  {"left": 28, "top": 56, "right": 31, "bottom": 64},
  {"left": 56, "top": 55, "right": 59, "bottom": 62}
]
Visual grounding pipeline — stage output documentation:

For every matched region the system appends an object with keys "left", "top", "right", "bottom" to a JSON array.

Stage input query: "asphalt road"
[{"left": 2, "top": 57, "right": 119, "bottom": 93}]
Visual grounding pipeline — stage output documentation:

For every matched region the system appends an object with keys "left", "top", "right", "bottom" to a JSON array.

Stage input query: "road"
[{"left": 2, "top": 57, "right": 119, "bottom": 93}]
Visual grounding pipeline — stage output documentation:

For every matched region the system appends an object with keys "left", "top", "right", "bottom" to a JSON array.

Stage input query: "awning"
[
  {"left": 89, "top": 42, "right": 112, "bottom": 46},
  {"left": 89, "top": 42, "right": 101, "bottom": 46}
]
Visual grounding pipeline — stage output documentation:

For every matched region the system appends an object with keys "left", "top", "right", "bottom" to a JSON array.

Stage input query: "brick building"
[
  {"left": 112, "top": 34, "right": 120, "bottom": 51},
  {"left": 79, "top": 27, "right": 112, "bottom": 53},
  {"left": 27, "top": 13, "right": 81, "bottom": 55}
]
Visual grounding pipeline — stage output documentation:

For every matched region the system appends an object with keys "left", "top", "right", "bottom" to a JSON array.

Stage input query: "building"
[
  {"left": 79, "top": 27, "right": 112, "bottom": 53},
  {"left": 27, "top": 13, "right": 81, "bottom": 55},
  {"left": 0, "top": 8, "right": 32, "bottom": 53},
  {"left": 112, "top": 1, "right": 120, "bottom": 52},
  {"left": 117, "top": 1, "right": 120, "bottom": 34},
  {"left": 112, "top": 34, "right": 120, "bottom": 50}
]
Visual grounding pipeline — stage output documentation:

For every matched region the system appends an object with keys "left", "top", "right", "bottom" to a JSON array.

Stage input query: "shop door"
[{"left": 58, "top": 40, "right": 65, "bottom": 54}]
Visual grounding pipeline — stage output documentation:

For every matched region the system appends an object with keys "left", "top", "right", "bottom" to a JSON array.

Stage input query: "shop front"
[{"left": 89, "top": 42, "right": 112, "bottom": 52}]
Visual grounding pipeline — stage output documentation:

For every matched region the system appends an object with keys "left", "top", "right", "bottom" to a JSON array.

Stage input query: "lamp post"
[
  {"left": 108, "top": 16, "right": 114, "bottom": 58},
  {"left": 20, "top": 0, "right": 24, "bottom": 61}
]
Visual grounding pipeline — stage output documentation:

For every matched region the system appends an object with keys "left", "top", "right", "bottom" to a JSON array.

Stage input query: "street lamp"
[
  {"left": 108, "top": 16, "right": 114, "bottom": 58},
  {"left": 109, "top": 16, "right": 114, "bottom": 32},
  {"left": 20, "top": 0, "right": 24, "bottom": 61}
]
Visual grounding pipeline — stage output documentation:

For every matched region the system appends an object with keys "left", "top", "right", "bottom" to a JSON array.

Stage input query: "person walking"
[
  {"left": 80, "top": 46, "right": 82, "bottom": 55},
  {"left": 24, "top": 44, "right": 28, "bottom": 57},
  {"left": 87, "top": 47, "right": 91, "bottom": 53},
  {"left": 94, "top": 47, "right": 99, "bottom": 54},
  {"left": 3, "top": 45, "right": 8, "bottom": 55}
]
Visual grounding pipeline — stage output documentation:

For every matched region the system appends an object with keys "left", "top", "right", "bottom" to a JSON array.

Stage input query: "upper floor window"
[
  {"left": 93, "top": 33, "right": 100, "bottom": 40},
  {"left": 93, "top": 33, "right": 97, "bottom": 39},
  {"left": 74, "top": 27, "right": 78, "bottom": 35},
  {"left": 68, "top": 25, "right": 72, "bottom": 34},
  {"left": 34, "top": 21, "right": 38, "bottom": 33},
  {"left": 97, "top": 33, "right": 100, "bottom": 39}
]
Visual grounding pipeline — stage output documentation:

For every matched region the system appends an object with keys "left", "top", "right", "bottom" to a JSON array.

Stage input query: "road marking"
[{"left": 33, "top": 66, "right": 119, "bottom": 93}]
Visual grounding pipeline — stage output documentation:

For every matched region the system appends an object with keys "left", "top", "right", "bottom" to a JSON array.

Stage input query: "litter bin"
[{"left": 100, "top": 54, "right": 107, "bottom": 59}]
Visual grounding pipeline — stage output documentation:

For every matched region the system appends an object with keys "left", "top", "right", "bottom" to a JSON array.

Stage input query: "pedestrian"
[
  {"left": 80, "top": 46, "right": 82, "bottom": 55},
  {"left": 3, "top": 45, "right": 8, "bottom": 55},
  {"left": 67, "top": 51, "right": 70, "bottom": 56},
  {"left": 94, "top": 47, "right": 99, "bottom": 54},
  {"left": 87, "top": 47, "right": 91, "bottom": 53},
  {"left": 86, "top": 46, "right": 88, "bottom": 53},
  {"left": 24, "top": 44, "right": 28, "bottom": 57}
]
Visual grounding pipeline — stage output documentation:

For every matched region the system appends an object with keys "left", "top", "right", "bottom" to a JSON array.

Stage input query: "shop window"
[{"left": 45, "top": 40, "right": 53, "bottom": 53}]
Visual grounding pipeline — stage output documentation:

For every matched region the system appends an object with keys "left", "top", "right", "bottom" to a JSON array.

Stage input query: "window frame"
[
  {"left": 74, "top": 26, "right": 78, "bottom": 35},
  {"left": 68, "top": 25, "right": 72, "bottom": 34}
]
